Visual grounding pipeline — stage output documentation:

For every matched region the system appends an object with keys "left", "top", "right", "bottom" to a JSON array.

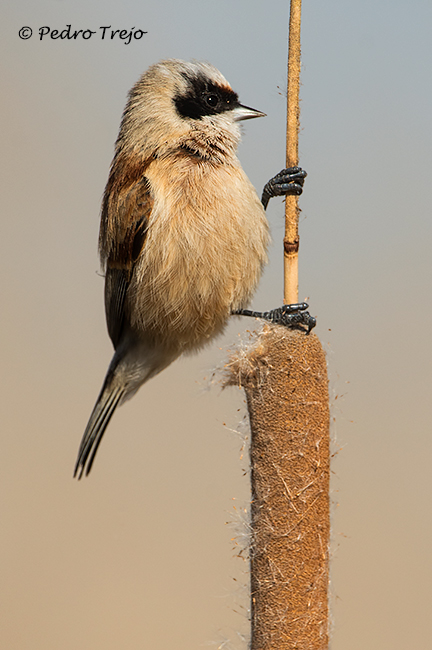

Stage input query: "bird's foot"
[
  {"left": 261, "top": 167, "right": 307, "bottom": 209},
  {"left": 232, "top": 302, "right": 316, "bottom": 334}
]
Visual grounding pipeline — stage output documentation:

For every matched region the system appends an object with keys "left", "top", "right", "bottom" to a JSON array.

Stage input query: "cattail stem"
[{"left": 284, "top": 0, "right": 302, "bottom": 305}]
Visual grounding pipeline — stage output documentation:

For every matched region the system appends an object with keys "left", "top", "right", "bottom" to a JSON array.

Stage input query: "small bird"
[{"left": 75, "top": 59, "right": 310, "bottom": 478}]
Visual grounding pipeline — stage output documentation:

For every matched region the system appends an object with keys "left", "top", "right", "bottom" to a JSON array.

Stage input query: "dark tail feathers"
[{"left": 74, "top": 377, "right": 125, "bottom": 479}]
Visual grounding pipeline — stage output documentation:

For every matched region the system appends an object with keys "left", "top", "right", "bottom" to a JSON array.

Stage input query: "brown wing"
[{"left": 99, "top": 153, "right": 154, "bottom": 348}]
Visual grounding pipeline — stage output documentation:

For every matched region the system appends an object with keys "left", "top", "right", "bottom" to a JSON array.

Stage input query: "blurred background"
[{"left": 1, "top": 1, "right": 431, "bottom": 648}]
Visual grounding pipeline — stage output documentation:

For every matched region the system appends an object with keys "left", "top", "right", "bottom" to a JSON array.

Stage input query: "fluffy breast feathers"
[{"left": 100, "top": 150, "right": 268, "bottom": 352}]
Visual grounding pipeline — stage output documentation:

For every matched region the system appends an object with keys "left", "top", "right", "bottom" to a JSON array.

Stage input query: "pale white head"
[{"left": 116, "top": 59, "right": 266, "bottom": 162}]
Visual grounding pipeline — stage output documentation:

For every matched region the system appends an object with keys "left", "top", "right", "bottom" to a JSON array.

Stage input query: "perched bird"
[{"left": 75, "top": 59, "right": 310, "bottom": 478}]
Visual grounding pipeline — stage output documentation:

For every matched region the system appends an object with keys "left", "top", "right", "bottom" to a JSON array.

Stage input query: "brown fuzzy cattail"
[{"left": 226, "top": 327, "right": 330, "bottom": 649}]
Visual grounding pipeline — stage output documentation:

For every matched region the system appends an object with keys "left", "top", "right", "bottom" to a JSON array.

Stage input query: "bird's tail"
[
  {"left": 74, "top": 369, "right": 126, "bottom": 479},
  {"left": 74, "top": 344, "right": 177, "bottom": 479}
]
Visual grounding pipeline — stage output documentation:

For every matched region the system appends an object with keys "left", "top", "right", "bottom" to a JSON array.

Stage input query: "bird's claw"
[
  {"left": 232, "top": 302, "right": 316, "bottom": 334},
  {"left": 261, "top": 166, "right": 307, "bottom": 209}
]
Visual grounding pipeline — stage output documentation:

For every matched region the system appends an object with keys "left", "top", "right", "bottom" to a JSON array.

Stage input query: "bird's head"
[{"left": 116, "top": 59, "right": 266, "bottom": 162}]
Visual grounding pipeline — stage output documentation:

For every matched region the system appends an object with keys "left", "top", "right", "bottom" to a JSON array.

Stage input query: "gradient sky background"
[{"left": 2, "top": 1, "right": 432, "bottom": 649}]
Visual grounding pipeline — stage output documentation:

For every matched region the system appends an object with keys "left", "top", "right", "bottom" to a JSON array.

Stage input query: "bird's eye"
[{"left": 205, "top": 94, "right": 219, "bottom": 107}]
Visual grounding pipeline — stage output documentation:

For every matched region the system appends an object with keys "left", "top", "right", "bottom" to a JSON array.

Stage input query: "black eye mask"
[{"left": 174, "top": 72, "right": 240, "bottom": 120}]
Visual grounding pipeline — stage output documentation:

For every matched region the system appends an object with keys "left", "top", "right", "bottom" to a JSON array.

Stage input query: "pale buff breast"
[{"left": 129, "top": 154, "right": 269, "bottom": 350}]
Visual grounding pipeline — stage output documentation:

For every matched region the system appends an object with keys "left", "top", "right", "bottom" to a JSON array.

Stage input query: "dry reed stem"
[{"left": 284, "top": 0, "right": 302, "bottom": 305}]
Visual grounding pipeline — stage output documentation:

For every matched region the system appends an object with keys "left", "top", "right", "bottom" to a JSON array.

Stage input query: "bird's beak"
[{"left": 232, "top": 104, "right": 267, "bottom": 122}]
